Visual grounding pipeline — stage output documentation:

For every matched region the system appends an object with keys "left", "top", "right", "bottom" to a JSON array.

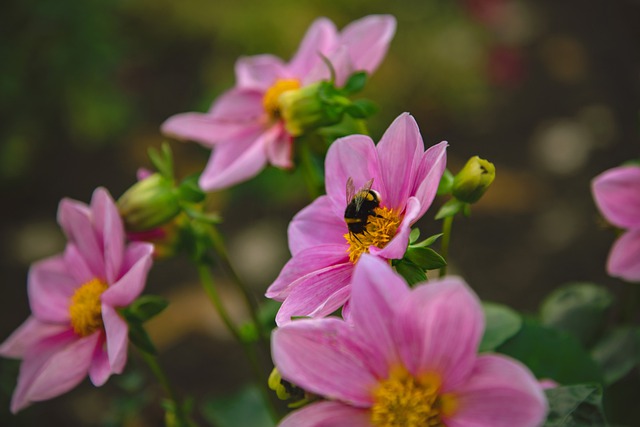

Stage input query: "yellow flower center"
[
  {"left": 262, "top": 78, "right": 301, "bottom": 119},
  {"left": 370, "top": 366, "right": 457, "bottom": 427},
  {"left": 344, "top": 206, "right": 401, "bottom": 264},
  {"left": 69, "top": 278, "right": 108, "bottom": 337}
]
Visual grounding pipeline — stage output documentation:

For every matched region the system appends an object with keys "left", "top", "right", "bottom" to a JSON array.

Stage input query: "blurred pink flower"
[
  {"left": 266, "top": 113, "right": 447, "bottom": 325},
  {"left": 0, "top": 188, "right": 154, "bottom": 413},
  {"left": 592, "top": 164, "right": 640, "bottom": 282},
  {"left": 272, "top": 255, "right": 548, "bottom": 427},
  {"left": 162, "top": 15, "right": 396, "bottom": 191}
]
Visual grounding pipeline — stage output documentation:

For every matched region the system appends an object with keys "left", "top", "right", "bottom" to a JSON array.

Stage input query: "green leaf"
[
  {"left": 436, "top": 169, "right": 454, "bottom": 196},
  {"left": 342, "top": 71, "right": 368, "bottom": 94},
  {"left": 178, "top": 175, "right": 205, "bottom": 203},
  {"left": 435, "top": 198, "right": 465, "bottom": 220},
  {"left": 479, "top": 302, "right": 523, "bottom": 352},
  {"left": 128, "top": 321, "right": 157, "bottom": 355},
  {"left": 497, "top": 318, "right": 602, "bottom": 385},
  {"left": 543, "top": 384, "right": 606, "bottom": 426},
  {"left": 404, "top": 247, "right": 446, "bottom": 270},
  {"left": 202, "top": 386, "right": 275, "bottom": 427},
  {"left": 393, "top": 259, "right": 427, "bottom": 286},
  {"left": 540, "top": 283, "right": 614, "bottom": 347},
  {"left": 345, "top": 99, "right": 378, "bottom": 119},
  {"left": 591, "top": 326, "right": 640, "bottom": 385},
  {"left": 409, "top": 228, "right": 420, "bottom": 244},
  {"left": 410, "top": 233, "right": 443, "bottom": 248},
  {"left": 124, "top": 295, "right": 169, "bottom": 323}
]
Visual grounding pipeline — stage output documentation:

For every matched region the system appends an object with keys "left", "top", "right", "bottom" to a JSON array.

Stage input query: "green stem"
[
  {"left": 207, "top": 227, "right": 268, "bottom": 352},
  {"left": 298, "top": 139, "right": 324, "bottom": 200},
  {"left": 196, "top": 263, "right": 280, "bottom": 422},
  {"left": 138, "top": 348, "right": 191, "bottom": 426},
  {"left": 439, "top": 215, "right": 454, "bottom": 277}
]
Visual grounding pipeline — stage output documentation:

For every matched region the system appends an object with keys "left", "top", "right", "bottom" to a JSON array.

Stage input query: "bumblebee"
[{"left": 344, "top": 177, "right": 381, "bottom": 235}]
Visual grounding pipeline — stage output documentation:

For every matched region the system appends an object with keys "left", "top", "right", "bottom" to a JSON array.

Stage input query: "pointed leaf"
[
  {"left": 591, "top": 326, "right": 640, "bottom": 385},
  {"left": 479, "top": 302, "right": 523, "bottom": 352},
  {"left": 435, "top": 198, "right": 465, "bottom": 220},
  {"left": 404, "top": 247, "right": 446, "bottom": 270},
  {"left": 342, "top": 71, "right": 368, "bottom": 94},
  {"left": 393, "top": 259, "right": 427, "bottom": 286},
  {"left": 543, "top": 384, "right": 606, "bottom": 426}
]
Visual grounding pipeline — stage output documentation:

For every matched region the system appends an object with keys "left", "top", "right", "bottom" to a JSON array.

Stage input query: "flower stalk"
[{"left": 439, "top": 215, "right": 454, "bottom": 278}]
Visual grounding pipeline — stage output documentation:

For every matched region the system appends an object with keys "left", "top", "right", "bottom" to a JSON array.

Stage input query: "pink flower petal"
[
  {"left": 235, "top": 54, "right": 289, "bottom": 90},
  {"left": 375, "top": 113, "right": 424, "bottom": 210},
  {"left": 325, "top": 134, "right": 381, "bottom": 216},
  {"left": 88, "top": 337, "right": 111, "bottom": 386},
  {"left": 57, "top": 198, "right": 104, "bottom": 278},
  {"left": 272, "top": 318, "right": 376, "bottom": 406},
  {"left": 395, "top": 277, "right": 484, "bottom": 390},
  {"left": 11, "top": 331, "right": 98, "bottom": 413},
  {"left": 102, "top": 305, "right": 128, "bottom": 377},
  {"left": 198, "top": 125, "right": 275, "bottom": 191},
  {"left": 91, "top": 188, "right": 124, "bottom": 284},
  {"left": 288, "top": 196, "right": 348, "bottom": 256},
  {"left": 63, "top": 244, "right": 94, "bottom": 285},
  {"left": 413, "top": 141, "right": 448, "bottom": 219},
  {"left": 592, "top": 165, "right": 640, "bottom": 229},
  {"left": 162, "top": 88, "right": 266, "bottom": 147},
  {"left": 102, "top": 242, "right": 153, "bottom": 307},
  {"left": 275, "top": 263, "right": 353, "bottom": 325},
  {"left": 445, "top": 354, "right": 547, "bottom": 427},
  {"left": 27, "top": 255, "right": 76, "bottom": 323},
  {"left": 267, "top": 244, "right": 350, "bottom": 299},
  {"left": 264, "top": 123, "right": 293, "bottom": 169},
  {"left": 279, "top": 401, "right": 371, "bottom": 427},
  {"left": 288, "top": 18, "right": 338, "bottom": 78},
  {"left": 370, "top": 196, "right": 421, "bottom": 260},
  {"left": 607, "top": 229, "right": 640, "bottom": 282},
  {"left": 0, "top": 317, "right": 67, "bottom": 359},
  {"left": 349, "top": 255, "right": 410, "bottom": 377},
  {"left": 340, "top": 15, "right": 397, "bottom": 75}
]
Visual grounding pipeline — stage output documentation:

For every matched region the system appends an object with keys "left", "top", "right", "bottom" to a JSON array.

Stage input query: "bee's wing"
[
  {"left": 354, "top": 178, "right": 375, "bottom": 211},
  {"left": 346, "top": 177, "right": 356, "bottom": 205}
]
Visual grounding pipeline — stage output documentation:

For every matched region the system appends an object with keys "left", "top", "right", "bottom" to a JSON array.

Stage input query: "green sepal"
[
  {"left": 148, "top": 143, "right": 174, "bottom": 180},
  {"left": 543, "top": 384, "right": 606, "bottom": 427},
  {"left": 435, "top": 198, "right": 466, "bottom": 220},
  {"left": 410, "top": 233, "right": 443, "bottom": 248},
  {"left": 591, "top": 326, "right": 640, "bottom": 385},
  {"left": 345, "top": 99, "right": 378, "bottom": 119},
  {"left": 393, "top": 258, "right": 427, "bottom": 286},
  {"left": 183, "top": 206, "right": 222, "bottom": 224},
  {"left": 409, "top": 228, "right": 420, "bottom": 244},
  {"left": 177, "top": 175, "right": 205, "bottom": 203},
  {"left": 127, "top": 321, "right": 157, "bottom": 355},
  {"left": 341, "top": 71, "right": 368, "bottom": 95},
  {"left": 404, "top": 247, "right": 446, "bottom": 270},
  {"left": 436, "top": 169, "right": 454, "bottom": 196},
  {"left": 479, "top": 302, "right": 523, "bottom": 352},
  {"left": 122, "top": 295, "right": 169, "bottom": 323}
]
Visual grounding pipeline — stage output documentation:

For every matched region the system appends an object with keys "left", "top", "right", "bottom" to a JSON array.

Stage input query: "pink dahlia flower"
[
  {"left": 0, "top": 188, "right": 154, "bottom": 413},
  {"left": 266, "top": 113, "right": 447, "bottom": 325},
  {"left": 162, "top": 15, "right": 396, "bottom": 191},
  {"left": 592, "top": 164, "right": 640, "bottom": 282},
  {"left": 272, "top": 255, "right": 548, "bottom": 427}
]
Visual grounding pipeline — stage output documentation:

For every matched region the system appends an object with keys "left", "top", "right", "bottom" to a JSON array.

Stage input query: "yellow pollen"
[
  {"left": 370, "top": 366, "right": 456, "bottom": 427},
  {"left": 344, "top": 206, "right": 400, "bottom": 264},
  {"left": 69, "top": 278, "right": 108, "bottom": 337},
  {"left": 262, "top": 79, "right": 301, "bottom": 118}
]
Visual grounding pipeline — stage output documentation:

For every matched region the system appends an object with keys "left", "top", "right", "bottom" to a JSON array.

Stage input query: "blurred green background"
[{"left": 1, "top": 0, "right": 639, "bottom": 425}]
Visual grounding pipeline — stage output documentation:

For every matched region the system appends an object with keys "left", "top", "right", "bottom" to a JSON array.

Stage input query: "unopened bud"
[
  {"left": 279, "top": 82, "right": 346, "bottom": 137},
  {"left": 452, "top": 156, "right": 495, "bottom": 204},
  {"left": 118, "top": 173, "right": 181, "bottom": 232}
]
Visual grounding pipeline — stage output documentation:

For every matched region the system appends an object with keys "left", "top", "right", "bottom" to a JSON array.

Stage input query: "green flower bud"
[
  {"left": 452, "top": 156, "right": 496, "bottom": 204},
  {"left": 118, "top": 173, "right": 181, "bottom": 232},
  {"left": 279, "top": 82, "right": 347, "bottom": 137}
]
